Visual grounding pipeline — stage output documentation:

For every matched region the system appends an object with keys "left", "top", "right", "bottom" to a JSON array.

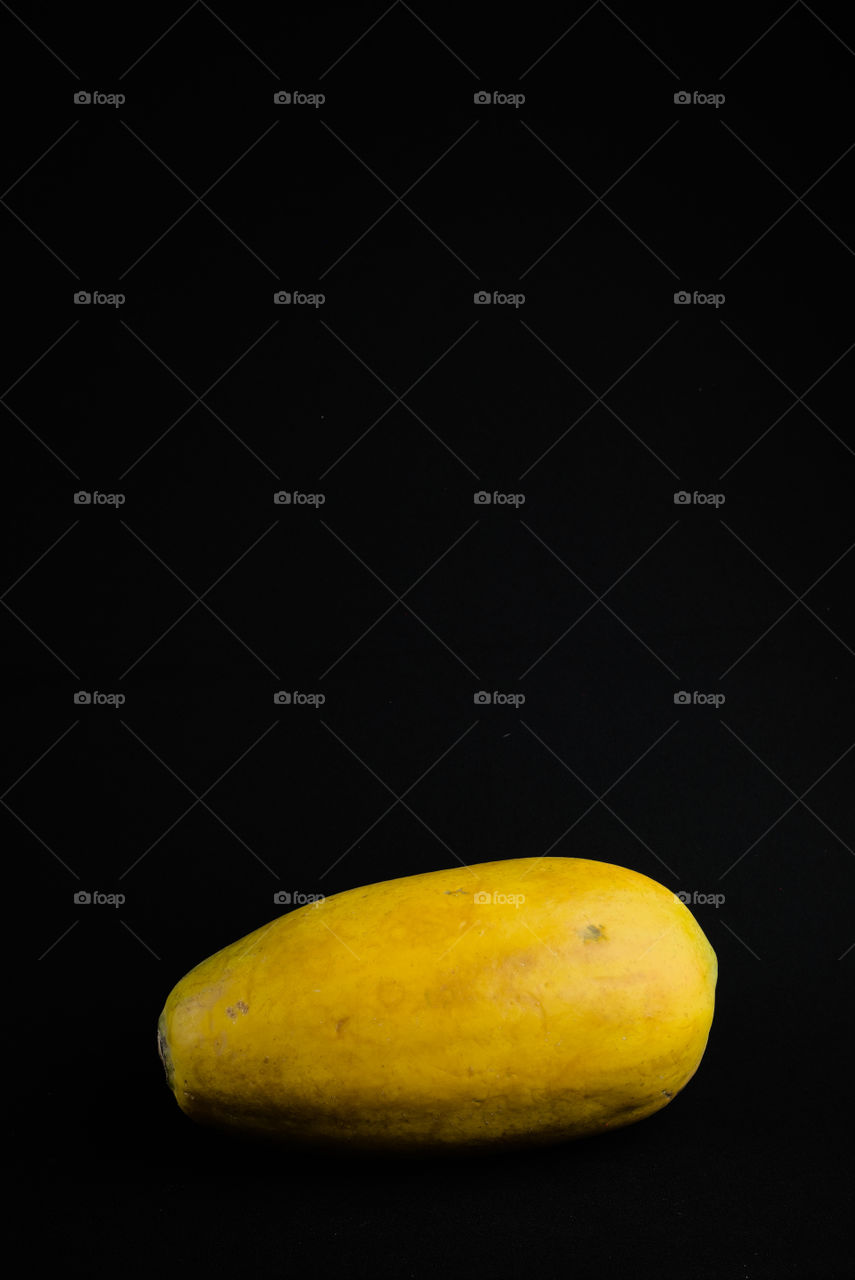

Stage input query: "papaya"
[{"left": 157, "top": 857, "right": 716, "bottom": 1150}]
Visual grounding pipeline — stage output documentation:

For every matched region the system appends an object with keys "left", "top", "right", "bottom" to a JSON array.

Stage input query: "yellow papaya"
[{"left": 157, "top": 857, "right": 717, "bottom": 1150}]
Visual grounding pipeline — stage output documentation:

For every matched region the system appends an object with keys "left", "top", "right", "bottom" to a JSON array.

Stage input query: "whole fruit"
[{"left": 158, "top": 858, "right": 717, "bottom": 1150}]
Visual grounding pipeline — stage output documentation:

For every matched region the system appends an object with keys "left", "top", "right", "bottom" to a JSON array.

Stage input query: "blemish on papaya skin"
[
  {"left": 445, "top": 888, "right": 468, "bottom": 895},
  {"left": 236, "top": 1001, "right": 249, "bottom": 1014},
  {"left": 579, "top": 924, "right": 606, "bottom": 942},
  {"left": 661, "top": 1089, "right": 673, "bottom": 1098},
  {"left": 335, "top": 1018, "right": 350, "bottom": 1034}
]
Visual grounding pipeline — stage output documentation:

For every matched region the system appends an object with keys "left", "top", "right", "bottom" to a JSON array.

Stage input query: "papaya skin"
[{"left": 158, "top": 857, "right": 717, "bottom": 1151}]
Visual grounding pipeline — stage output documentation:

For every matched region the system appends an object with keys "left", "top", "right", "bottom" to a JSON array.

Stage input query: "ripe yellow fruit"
[{"left": 158, "top": 858, "right": 717, "bottom": 1150}]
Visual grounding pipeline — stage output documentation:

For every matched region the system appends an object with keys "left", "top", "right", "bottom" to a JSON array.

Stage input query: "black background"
[{"left": 5, "top": 2, "right": 853, "bottom": 1276}]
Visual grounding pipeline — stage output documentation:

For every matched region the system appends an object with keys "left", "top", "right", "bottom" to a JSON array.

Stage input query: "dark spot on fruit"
[
  {"left": 579, "top": 924, "right": 606, "bottom": 942},
  {"left": 662, "top": 1090, "right": 673, "bottom": 1098},
  {"left": 335, "top": 1018, "right": 349, "bottom": 1034},
  {"left": 236, "top": 1001, "right": 249, "bottom": 1015},
  {"left": 445, "top": 888, "right": 468, "bottom": 895}
]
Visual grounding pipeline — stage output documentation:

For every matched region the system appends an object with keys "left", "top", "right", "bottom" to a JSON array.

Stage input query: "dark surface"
[{"left": 6, "top": 2, "right": 853, "bottom": 1276}]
